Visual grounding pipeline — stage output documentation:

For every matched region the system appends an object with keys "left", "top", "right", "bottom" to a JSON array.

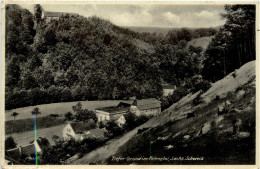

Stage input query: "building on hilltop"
[{"left": 41, "top": 10, "right": 79, "bottom": 22}]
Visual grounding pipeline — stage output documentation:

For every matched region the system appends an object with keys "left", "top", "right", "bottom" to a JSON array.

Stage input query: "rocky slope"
[{"left": 72, "top": 60, "right": 256, "bottom": 164}]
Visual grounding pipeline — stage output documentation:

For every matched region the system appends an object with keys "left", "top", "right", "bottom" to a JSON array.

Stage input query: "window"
[
  {"left": 100, "top": 116, "right": 102, "bottom": 121},
  {"left": 67, "top": 128, "right": 71, "bottom": 132}
]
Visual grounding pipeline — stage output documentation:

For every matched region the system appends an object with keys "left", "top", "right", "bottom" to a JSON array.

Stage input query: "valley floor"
[{"left": 6, "top": 124, "right": 66, "bottom": 146}]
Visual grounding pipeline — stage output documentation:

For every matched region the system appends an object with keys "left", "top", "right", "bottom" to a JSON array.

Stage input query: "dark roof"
[
  {"left": 117, "top": 102, "right": 132, "bottom": 107},
  {"left": 121, "top": 99, "right": 161, "bottom": 110},
  {"left": 6, "top": 147, "right": 21, "bottom": 159},
  {"left": 163, "top": 85, "right": 176, "bottom": 89},
  {"left": 96, "top": 98, "right": 161, "bottom": 113},
  {"left": 70, "top": 119, "right": 96, "bottom": 134},
  {"left": 96, "top": 106, "right": 129, "bottom": 114},
  {"left": 43, "top": 11, "right": 79, "bottom": 17},
  {"left": 20, "top": 144, "right": 35, "bottom": 156},
  {"left": 87, "top": 128, "right": 107, "bottom": 139},
  {"left": 110, "top": 114, "right": 125, "bottom": 121},
  {"left": 136, "top": 99, "right": 161, "bottom": 110}
]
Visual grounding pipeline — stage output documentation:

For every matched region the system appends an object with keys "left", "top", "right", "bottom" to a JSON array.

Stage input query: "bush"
[
  {"left": 105, "top": 120, "right": 124, "bottom": 138},
  {"left": 5, "top": 136, "right": 17, "bottom": 151}
]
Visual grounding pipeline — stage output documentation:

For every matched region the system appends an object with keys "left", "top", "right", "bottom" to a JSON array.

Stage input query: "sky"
[{"left": 20, "top": 4, "right": 226, "bottom": 28}]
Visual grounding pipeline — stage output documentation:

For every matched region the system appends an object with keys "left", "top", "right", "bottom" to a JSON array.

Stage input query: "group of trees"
[
  {"left": 5, "top": 4, "right": 163, "bottom": 110},
  {"left": 5, "top": 4, "right": 255, "bottom": 111},
  {"left": 71, "top": 102, "right": 98, "bottom": 123},
  {"left": 202, "top": 5, "right": 256, "bottom": 82}
]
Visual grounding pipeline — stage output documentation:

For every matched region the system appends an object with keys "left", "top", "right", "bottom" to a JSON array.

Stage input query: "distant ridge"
[{"left": 124, "top": 25, "right": 223, "bottom": 35}]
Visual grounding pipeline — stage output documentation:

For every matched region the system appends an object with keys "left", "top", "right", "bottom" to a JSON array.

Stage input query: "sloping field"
[
  {"left": 7, "top": 124, "right": 66, "bottom": 147},
  {"left": 187, "top": 36, "right": 213, "bottom": 51},
  {"left": 5, "top": 100, "right": 130, "bottom": 122}
]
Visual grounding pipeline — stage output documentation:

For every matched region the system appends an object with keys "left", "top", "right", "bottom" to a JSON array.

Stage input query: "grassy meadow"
[{"left": 5, "top": 100, "right": 129, "bottom": 122}]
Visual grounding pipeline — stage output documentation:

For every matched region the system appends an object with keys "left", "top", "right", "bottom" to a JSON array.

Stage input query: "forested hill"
[{"left": 5, "top": 4, "right": 255, "bottom": 110}]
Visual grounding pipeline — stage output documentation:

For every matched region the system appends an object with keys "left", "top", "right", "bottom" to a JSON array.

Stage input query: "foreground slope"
[{"left": 72, "top": 60, "right": 256, "bottom": 164}]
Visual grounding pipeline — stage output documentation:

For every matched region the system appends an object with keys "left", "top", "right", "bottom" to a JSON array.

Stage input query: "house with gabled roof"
[
  {"left": 85, "top": 128, "right": 107, "bottom": 140},
  {"left": 62, "top": 119, "right": 96, "bottom": 141},
  {"left": 163, "top": 84, "right": 176, "bottom": 96},
  {"left": 5, "top": 137, "right": 50, "bottom": 163},
  {"left": 129, "top": 98, "right": 161, "bottom": 116}
]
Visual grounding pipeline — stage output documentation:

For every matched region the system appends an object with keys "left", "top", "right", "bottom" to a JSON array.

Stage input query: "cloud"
[
  {"left": 196, "top": 10, "right": 215, "bottom": 18},
  {"left": 163, "top": 12, "right": 180, "bottom": 24},
  {"left": 18, "top": 4, "right": 226, "bottom": 28}
]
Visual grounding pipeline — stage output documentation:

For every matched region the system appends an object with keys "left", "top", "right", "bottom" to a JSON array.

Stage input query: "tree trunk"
[{"left": 238, "top": 42, "right": 242, "bottom": 66}]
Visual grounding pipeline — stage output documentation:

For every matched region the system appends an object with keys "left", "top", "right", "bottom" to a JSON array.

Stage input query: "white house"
[
  {"left": 62, "top": 119, "right": 96, "bottom": 141},
  {"left": 95, "top": 102, "right": 130, "bottom": 122},
  {"left": 163, "top": 85, "right": 176, "bottom": 96}
]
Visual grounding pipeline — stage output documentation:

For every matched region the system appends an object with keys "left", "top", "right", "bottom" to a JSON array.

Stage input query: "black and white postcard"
[{"left": 1, "top": 1, "right": 259, "bottom": 168}]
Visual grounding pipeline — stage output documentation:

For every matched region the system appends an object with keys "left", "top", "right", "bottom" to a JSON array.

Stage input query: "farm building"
[
  {"left": 129, "top": 99, "right": 161, "bottom": 116},
  {"left": 62, "top": 119, "right": 96, "bottom": 141},
  {"left": 6, "top": 137, "right": 49, "bottom": 160},
  {"left": 85, "top": 128, "right": 107, "bottom": 139},
  {"left": 95, "top": 98, "right": 161, "bottom": 123},
  {"left": 95, "top": 105, "right": 129, "bottom": 126},
  {"left": 163, "top": 85, "right": 176, "bottom": 96}
]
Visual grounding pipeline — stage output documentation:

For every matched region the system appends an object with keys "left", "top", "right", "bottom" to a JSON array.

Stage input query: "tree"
[
  {"left": 34, "top": 4, "right": 43, "bottom": 25},
  {"left": 32, "top": 107, "right": 41, "bottom": 117},
  {"left": 71, "top": 85, "right": 83, "bottom": 101},
  {"left": 136, "top": 115, "right": 149, "bottom": 125},
  {"left": 11, "top": 112, "right": 19, "bottom": 120},
  {"left": 27, "top": 55, "right": 42, "bottom": 71},
  {"left": 166, "top": 30, "right": 178, "bottom": 45},
  {"left": 76, "top": 109, "right": 98, "bottom": 123},
  {"left": 98, "top": 121, "right": 105, "bottom": 129},
  {"left": 65, "top": 112, "right": 73, "bottom": 121},
  {"left": 60, "top": 87, "right": 72, "bottom": 102},
  {"left": 6, "top": 58, "right": 21, "bottom": 87},
  {"left": 72, "top": 102, "right": 82, "bottom": 114},
  {"left": 21, "top": 72, "right": 39, "bottom": 90},
  {"left": 5, "top": 136, "right": 17, "bottom": 151},
  {"left": 203, "top": 5, "right": 256, "bottom": 82},
  {"left": 105, "top": 120, "right": 124, "bottom": 138},
  {"left": 123, "top": 111, "right": 137, "bottom": 130}
]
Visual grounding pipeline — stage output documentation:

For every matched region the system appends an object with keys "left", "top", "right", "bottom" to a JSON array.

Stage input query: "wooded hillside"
[{"left": 5, "top": 4, "right": 255, "bottom": 110}]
